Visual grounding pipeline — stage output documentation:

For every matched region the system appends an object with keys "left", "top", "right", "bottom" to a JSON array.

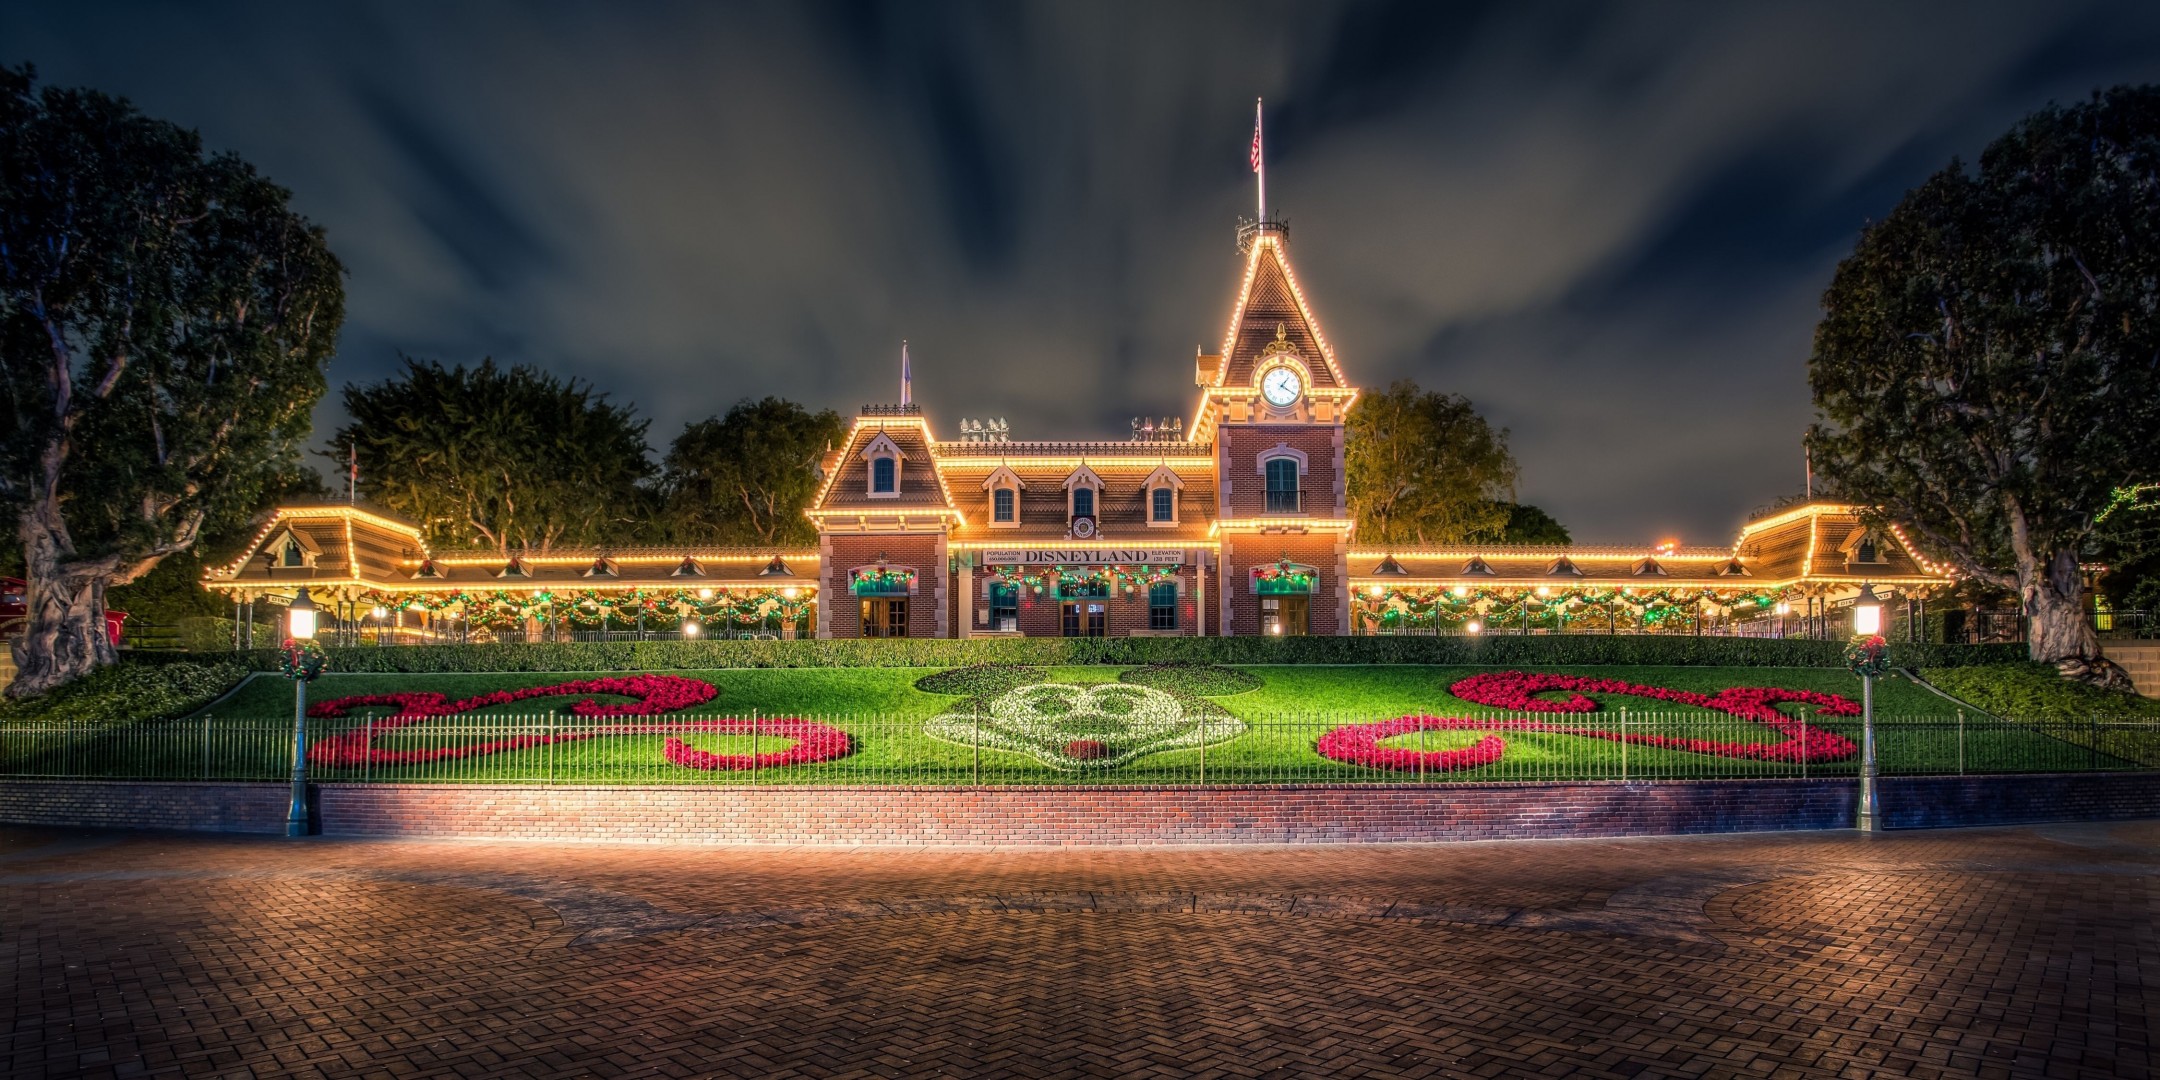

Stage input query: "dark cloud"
[{"left": 6, "top": 0, "right": 2159, "bottom": 542}]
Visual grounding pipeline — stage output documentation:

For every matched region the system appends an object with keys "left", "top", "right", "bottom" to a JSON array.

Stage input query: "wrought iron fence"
[{"left": 3, "top": 711, "right": 2154, "bottom": 786}]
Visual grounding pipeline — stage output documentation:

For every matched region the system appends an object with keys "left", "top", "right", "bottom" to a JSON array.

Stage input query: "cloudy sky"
[{"left": 9, "top": 1, "right": 2160, "bottom": 542}]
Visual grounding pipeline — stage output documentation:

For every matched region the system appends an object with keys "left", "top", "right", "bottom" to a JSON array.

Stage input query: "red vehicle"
[{"left": 0, "top": 578, "right": 128, "bottom": 646}]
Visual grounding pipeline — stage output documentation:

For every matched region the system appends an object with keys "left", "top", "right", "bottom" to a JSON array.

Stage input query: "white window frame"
[
  {"left": 982, "top": 465, "right": 1025, "bottom": 530},
  {"left": 1143, "top": 464, "right": 1184, "bottom": 527},
  {"left": 1063, "top": 464, "right": 1104, "bottom": 524},
  {"left": 861, "top": 432, "right": 905, "bottom": 499}
]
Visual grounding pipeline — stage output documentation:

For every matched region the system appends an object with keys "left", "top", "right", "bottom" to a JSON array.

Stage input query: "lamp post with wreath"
[
  {"left": 281, "top": 588, "right": 329, "bottom": 837},
  {"left": 1846, "top": 584, "right": 1889, "bottom": 832}
]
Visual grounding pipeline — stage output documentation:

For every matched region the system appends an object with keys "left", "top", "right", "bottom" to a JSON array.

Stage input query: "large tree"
[
  {"left": 660, "top": 396, "right": 845, "bottom": 546},
  {"left": 1346, "top": 380, "right": 1517, "bottom": 547},
  {"left": 1498, "top": 503, "right": 1572, "bottom": 545},
  {"left": 0, "top": 68, "right": 344, "bottom": 695},
  {"left": 1808, "top": 86, "right": 2160, "bottom": 674},
  {"left": 335, "top": 357, "right": 654, "bottom": 554}
]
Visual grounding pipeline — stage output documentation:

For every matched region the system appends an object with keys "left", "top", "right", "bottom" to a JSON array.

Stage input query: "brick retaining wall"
[
  {"left": 1, "top": 774, "right": 2153, "bottom": 844},
  {"left": 2108, "top": 640, "right": 2160, "bottom": 698},
  {"left": 0, "top": 780, "right": 290, "bottom": 835}
]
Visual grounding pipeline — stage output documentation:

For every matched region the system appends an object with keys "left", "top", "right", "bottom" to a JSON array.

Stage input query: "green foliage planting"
[
  {"left": 913, "top": 664, "right": 1046, "bottom": 697},
  {"left": 1921, "top": 663, "right": 2160, "bottom": 723},
  {"left": 197, "top": 635, "right": 2029, "bottom": 674},
  {"left": 0, "top": 659, "right": 248, "bottom": 727},
  {"left": 1117, "top": 663, "right": 1264, "bottom": 696}
]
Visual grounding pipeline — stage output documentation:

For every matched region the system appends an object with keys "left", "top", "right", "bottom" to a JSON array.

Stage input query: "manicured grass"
[{"left": 0, "top": 663, "right": 2111, "bottom": 785}]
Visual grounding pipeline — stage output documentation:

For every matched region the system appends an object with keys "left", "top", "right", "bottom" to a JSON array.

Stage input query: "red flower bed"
[
  {"left": 305, "top": 674, "right": 851, "bottom": 770},
  {"left": 1316, "top": 671, "right": 1860, "bottom": 773}
]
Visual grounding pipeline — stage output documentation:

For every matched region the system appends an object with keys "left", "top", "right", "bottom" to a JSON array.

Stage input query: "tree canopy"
[
  {"left": 0, "top": 66, "right": 344, "bottom": 693},
  {"left": 1808, "top": 85, "right": 2160, "bottom": 668},
  {"left": 661, "top": 397, "right": 845, "bottom": 547},
  {"left": 335, "top": 357, "right": 654, "bottom": 554},
  {"left": 1498, "top": 503, "right": 1572, "bottom": 545},
  {"left": 1346, "top": 380, "right": 1517, "bottom": 547}
]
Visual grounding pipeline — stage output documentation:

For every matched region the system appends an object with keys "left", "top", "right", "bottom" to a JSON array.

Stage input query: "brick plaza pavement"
[{"left": 4, "top": 821, "right": 2156, "bottom": 1078}]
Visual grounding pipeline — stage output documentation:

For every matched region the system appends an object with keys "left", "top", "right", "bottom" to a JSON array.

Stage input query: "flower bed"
[
  {"left": 1316, "top": 671, "right": 1861, "bottom": 773},
  {"left": 924, "top": 682, "right": 1246, "bottom": 771},
  {"left": 305, "top": 674, "right": 852, "bottom": 771}
]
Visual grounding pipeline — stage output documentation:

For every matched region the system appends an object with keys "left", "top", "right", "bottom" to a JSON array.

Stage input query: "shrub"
[
  {"left": 198, "top": 635, "right": 2028, "bottom": 674},
  {"left": 0, "top": 659, "right": 250, "bottom": 726},
  {"left": 1920, "top": 663, "right": 2160, "bottom": 723},
  {"left": 1118, "top": 663, "right": 1264, "bottom": 696},
  {"left": 914, "top": 664, "right": 1045, "bottom": 697}
]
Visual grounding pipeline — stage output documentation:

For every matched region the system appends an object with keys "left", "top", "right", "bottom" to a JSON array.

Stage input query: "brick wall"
[
  {"left": 1221, "top": 533, "right": 1347, "bottom": 636},
  {"left": 0, "top": 780, "right": 289, "bottom": 834},
  {"left": 1882, "top": 772, "right": 2160, "bottom": 829},
  {"left": 1219, "top": 426, "right": 1342, "bottom": 517},
  {"left": 2108, "top": 641, "right": 2160, "bottom": 698},
  {"left": 6, "top": 774, "right": 2154, "bottom": 844},
  {"left": 824, "top": 534, "right": 944, "bottom": 639},
  {"left": 963, "top": 565, "right": 1202, "bottom": 637}
]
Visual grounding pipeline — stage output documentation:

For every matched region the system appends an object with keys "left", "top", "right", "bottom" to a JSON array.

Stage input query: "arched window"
[
  {"left": 1264, "top": 457, "right": 1300, "bottom": 512},
  {"left": 993, "top": 487, "right": 1016, "bottom": 523},
  {"left": 871, "top": 457, "right": 896, "bottom": 494},
  {"left": 281, "top": 536, "right": 305, "bottom": 567},
  {"left": 1152, "top": 487, "right": 1174, "bottom": 523},
  {"left": 1072, "top": 486, "right": 1095, "bottom": 518}
]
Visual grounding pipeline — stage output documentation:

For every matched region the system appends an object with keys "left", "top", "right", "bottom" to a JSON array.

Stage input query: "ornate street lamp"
[
  {"left": 1849, "top": 584, "right": 1888, "bottom": 832},
  {"left": 283, "top": 588, "right": 324, "bottom": 837}
]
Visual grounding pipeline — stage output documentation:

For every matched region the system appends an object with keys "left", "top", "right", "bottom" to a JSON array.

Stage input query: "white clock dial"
[{"left": 1261, "top": 367, "right": 1303, "bottom": 407}]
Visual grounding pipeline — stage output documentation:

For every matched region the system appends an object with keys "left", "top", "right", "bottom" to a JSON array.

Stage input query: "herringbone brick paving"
[{"left": 4, "top": 822, "right": 2155, "bottom": 1078}]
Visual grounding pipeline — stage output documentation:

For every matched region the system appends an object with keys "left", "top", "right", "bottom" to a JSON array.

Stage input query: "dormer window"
[
  {"left": 266, "top": 528, "right": 320, "bottom": 569},
  {"left": 860, "top": 432, "right": 904, "bottom": 499},
  {"left": 1840, "top": 528, "right": 1892, "bottom": 566},
  {"left": 497, "top": 557, "right": 528, "bottom": 579},
  {"left": 1063, "top": 465, "right": 1104, "bottom": 524},
  {"left": 583, "top": 558, "right": 617, "bottom": 578},
  {"left": 1144, "top": 465, "right": 1184, "bottom": 527},
  {"left": 672, "top": 557, "right": 705, "bottom": 578},
  {"left": 982, "top": 466, "right": 1024, "bottom": 530}
]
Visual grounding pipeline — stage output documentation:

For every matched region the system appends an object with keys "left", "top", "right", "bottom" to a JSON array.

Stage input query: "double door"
[{"left": 1061, "top": 601, "right": 1107, "bottom": 638}]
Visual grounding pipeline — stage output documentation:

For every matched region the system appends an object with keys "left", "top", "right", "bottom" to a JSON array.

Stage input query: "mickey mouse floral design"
[{"left": 925, "top": 682, "right": 1246, "bottom": 771}]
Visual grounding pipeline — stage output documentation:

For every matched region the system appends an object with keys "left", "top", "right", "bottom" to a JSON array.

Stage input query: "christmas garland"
[
  {"left": 279, "top": 638, "right": 328, "bottom": 681},
  {"left": 1844, "top": 634, "right": 1891, "bottom": 677}
]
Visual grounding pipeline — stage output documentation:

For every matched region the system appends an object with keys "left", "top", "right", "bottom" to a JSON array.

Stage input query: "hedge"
[
  {"left": 0, "top": 659, "right": 251, "bottom": 727},
  {"left": 176, "top": 635, "right": 2032, "bottom": 674}
]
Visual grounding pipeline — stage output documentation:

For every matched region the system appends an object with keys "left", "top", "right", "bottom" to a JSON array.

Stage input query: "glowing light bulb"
[
  {"left": 697, "top": 588, "right": 714, "bottom": 600},
  {"left": 1466, "top": 620, "right": 1483, "bottom": 634}
]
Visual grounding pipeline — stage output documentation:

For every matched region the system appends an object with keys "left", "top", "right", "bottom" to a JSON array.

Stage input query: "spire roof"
[{"left": 1214, "top": 234, "right": 1346, "bottom": 390}]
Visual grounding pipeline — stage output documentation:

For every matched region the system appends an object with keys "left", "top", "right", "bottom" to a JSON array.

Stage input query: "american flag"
[{"left": 1250, "top": 106, "right": 1263, "bottom": 172}]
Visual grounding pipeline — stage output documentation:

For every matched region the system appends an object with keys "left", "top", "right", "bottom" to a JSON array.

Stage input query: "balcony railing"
[{"left": 1264, "top": 489, "right": 1305, "bottom": 513}]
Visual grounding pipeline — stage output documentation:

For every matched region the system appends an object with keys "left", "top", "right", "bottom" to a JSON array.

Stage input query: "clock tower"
[{"left": 1191, "top": 219, "right": 1357, "bottom": 636}]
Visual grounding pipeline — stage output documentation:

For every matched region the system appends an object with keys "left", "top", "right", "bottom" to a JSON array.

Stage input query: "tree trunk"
[
  {"left": 2022, "top": 546, "right": 2099, "bottom": 664},
  {"left": 9, "top": 507, "right": 119, "bottom": 698}
]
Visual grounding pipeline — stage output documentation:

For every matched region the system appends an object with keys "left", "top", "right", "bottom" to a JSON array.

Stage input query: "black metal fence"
[{"left": 4, "top": 711, "right": 2154, "bottom": 786}]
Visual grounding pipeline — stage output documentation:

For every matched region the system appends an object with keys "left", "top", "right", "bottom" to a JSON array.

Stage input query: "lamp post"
[
  {"left": 285, "top": 588, "right": 319, "bottom": 838},
  {"left": 1851, "top": 583, "right": 1885, "bottom": 832},
  {"left": 1775, "top": 599, "right": 1790, "bottom": 639}
]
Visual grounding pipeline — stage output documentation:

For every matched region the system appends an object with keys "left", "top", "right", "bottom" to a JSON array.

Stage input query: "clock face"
[{"left": 1261, "top": 367, "right": 1303, "bottom": 407}]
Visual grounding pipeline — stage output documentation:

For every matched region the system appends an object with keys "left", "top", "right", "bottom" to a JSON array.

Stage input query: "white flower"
[{"left": 925, "top": 682, "right": 1246, "bottom": 771}]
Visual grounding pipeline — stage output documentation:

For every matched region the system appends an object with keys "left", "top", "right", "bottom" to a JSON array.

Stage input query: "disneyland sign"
[{"left": 983, "top": 548, "right": 1184, "bottom": 566}]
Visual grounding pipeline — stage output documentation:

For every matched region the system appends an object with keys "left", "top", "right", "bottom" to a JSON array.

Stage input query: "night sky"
[{"left": 9, "top": 2, "right": 2160, "bottom": 543}]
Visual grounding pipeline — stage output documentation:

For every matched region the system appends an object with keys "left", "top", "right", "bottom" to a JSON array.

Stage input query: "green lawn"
[{"left": 0, "top": 663, "right": 2121, "bottom": 785}]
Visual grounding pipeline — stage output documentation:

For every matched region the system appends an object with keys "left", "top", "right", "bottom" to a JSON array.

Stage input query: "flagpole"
[
  {"left": 901, "top": 340, "right": 911, "bottom": 407},
  {"left": 1255, "top": 97, "right": 1265, "bottom": 223}
]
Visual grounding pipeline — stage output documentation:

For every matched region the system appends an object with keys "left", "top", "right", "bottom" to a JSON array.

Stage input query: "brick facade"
[
  {"left": 961, "top": 564, "right": 1204, "bottom": 637},
  {"left": 6, "top": 773, "right": 2155, "bottom": 845},
  {"left": 822, "top": 533, "right": 946, "bottom": 639},
  {"left": 1219, "top": 532, "right": 1347, "bottom": 636}
]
